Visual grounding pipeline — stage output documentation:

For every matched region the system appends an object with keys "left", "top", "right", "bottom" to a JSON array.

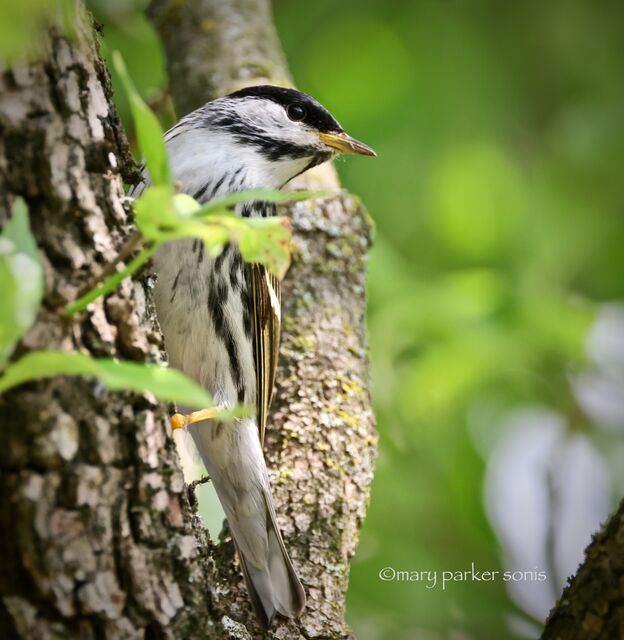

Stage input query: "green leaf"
[
  {"left": 0, "top": 198, "right": 43, "bottom": 367},
  {"left": 134, "top": 185, "right": 229, "bottom": 251},
  {"left": 0, "top": 350, "right": 212, "bottom": 409},
  {"left": 112, "top": 50, "right": 172, "bottom": 186},
  {"left": 198, "top": 188, "right": 324, "bottom": 215},
  {"left": 133, "top": 186, "right": 293, "bottom": 277},
  {"left": 65, "top": 182, "right": 314, "bottom": 315},
  {"left": 216, "top": 214, "right": 292, "bottom": 278}
]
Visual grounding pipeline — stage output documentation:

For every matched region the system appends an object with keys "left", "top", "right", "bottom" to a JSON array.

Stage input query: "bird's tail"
[
  {"left": 187, "top": 417, "right": 305, "bottom": 627},
  {"left": 235, "top": 491, "right": 306, "bottom": 628}
]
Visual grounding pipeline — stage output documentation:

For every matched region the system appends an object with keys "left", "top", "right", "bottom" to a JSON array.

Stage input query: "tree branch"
[
  {"left": 148, "top": 0, "right": 291, "bottom": 115},
  {"left": 541, "top": 497, "right": 624, "bottom": 639}
]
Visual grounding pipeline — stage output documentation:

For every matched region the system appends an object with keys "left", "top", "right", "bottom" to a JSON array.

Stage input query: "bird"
[{"left": 133, "top": 85, "right": 375, "bottom": 627}]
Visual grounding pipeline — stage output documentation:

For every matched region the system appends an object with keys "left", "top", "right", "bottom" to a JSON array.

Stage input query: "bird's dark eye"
[{"left": 287, "top": 104, "right": 306, "bottom": 122}]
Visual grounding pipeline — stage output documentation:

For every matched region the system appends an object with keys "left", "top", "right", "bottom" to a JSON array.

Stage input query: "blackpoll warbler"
[{"left": 133, "top": 86, "right": 375, "bottom": 627}]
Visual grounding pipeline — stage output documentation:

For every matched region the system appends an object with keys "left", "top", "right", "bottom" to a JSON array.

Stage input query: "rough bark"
[
  {"left": 148, "top": 1, "right": 377, "bottom": 638},
  {"left": 541, "top": 497, "right": 624, "bottom": 640},
  {"left": 0, "top": 1, "right": 376, "bottom": 639},
  {"left": 0, "top": 6, "right": 222, "bottom": 639},
  {"left": 148, "top": 0, "right": 291, "bottom": 118}
]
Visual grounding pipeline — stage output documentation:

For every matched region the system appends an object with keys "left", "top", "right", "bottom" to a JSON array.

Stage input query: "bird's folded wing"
[{"left": 249, "top": 263, "right": 281, "bottom": 448}]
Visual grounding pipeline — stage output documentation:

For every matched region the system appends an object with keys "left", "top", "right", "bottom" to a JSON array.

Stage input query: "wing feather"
[{"left": 249, "top": 263, "right": 281, "bottom": 448}]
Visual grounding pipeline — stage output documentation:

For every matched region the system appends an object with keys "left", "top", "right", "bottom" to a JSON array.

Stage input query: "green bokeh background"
[
  {"left": 274, "top": 3, "right": 624, "bottom": 637},
  {"left": 6, "top": 1, "right": 623, "bottom": 637},
  {"left": 100, "top": 1, "right": 624, "bottom": 637}
]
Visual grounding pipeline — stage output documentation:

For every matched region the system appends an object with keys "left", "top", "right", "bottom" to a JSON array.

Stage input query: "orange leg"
[{"left": 170, "top": 407, "right": 218, "bottom": 430}]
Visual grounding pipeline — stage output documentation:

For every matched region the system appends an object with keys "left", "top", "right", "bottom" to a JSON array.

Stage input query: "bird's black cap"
[{"left": 227, "top": 85, "right": 343, "bottom": 134}]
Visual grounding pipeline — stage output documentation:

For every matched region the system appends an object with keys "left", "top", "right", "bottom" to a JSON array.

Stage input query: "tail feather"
[
  {"left": 265, "top": 492, "right": 306, "bottom": 617},
  {"left": 236, "top": 543, "right": 275, "bottom": 628},
  {"left": 186, "top": 417, "right": 305, "bottom": 627},
  {"left": 236, "top": 493, "right": 306, "bottom": 628}
]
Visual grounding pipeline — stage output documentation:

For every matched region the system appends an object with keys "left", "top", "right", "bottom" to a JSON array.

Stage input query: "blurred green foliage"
[
  {"left": 0, "top": 1, "right": 76, "bottom": 63},
  {"left": 16, "top": 0, "right": 622, "bottom": 637},
  {"left": 274, "top": 1, "right": 624, "bottom": 638}
]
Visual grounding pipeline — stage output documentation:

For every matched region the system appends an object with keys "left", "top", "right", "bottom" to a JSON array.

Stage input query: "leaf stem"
[{"left": 66, "top": 242, "right": 157, "bottom": 315}]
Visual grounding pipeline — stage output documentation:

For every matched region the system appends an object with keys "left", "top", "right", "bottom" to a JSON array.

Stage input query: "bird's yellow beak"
[{"left": 318, "top": 131, "right": 377, "bottom": 157}]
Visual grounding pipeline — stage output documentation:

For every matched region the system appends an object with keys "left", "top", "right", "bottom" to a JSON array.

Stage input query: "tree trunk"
[
  {"left": 541, "top": 497, "right": 624, "bottom": 640},
  {"left": 0, "top": 5, "right": 224, "bottom": 639},
  {"left": 0, "top": 1, "right": 377, "bottom": 639}
]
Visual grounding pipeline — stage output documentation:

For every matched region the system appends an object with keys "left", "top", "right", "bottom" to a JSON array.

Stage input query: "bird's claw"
[{"left": 171, "top": 407, "right": 218, "bottom": 430}]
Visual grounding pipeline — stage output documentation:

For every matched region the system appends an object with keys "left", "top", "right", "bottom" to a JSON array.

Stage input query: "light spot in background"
[
  {"left": 197, "top": 482, "right": 226, "bottom": 538},
  {"left": 172, "top": 428, "right": 204, "bottom": 483},
  {"left": 428, "top": 142, "right": 525, "bottom": 261},
  {"left": 574, "top": 371, "right": 624, "bottom": 432},
  {"left": 484, "top": 409, "right": 611, "bottom": 622},
  {"left": 586, "top": 303, "right": 624, "bottom": 376}
]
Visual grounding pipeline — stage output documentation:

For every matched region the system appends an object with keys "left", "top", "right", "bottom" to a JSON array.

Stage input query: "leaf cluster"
[{"left": 1, "top": 54, "right": 318, "bottom": 410}]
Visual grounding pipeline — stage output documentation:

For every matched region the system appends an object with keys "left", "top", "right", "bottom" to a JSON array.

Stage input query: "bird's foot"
[{"left": 171, "top": 407, "right": 218, "bottom": 430}]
